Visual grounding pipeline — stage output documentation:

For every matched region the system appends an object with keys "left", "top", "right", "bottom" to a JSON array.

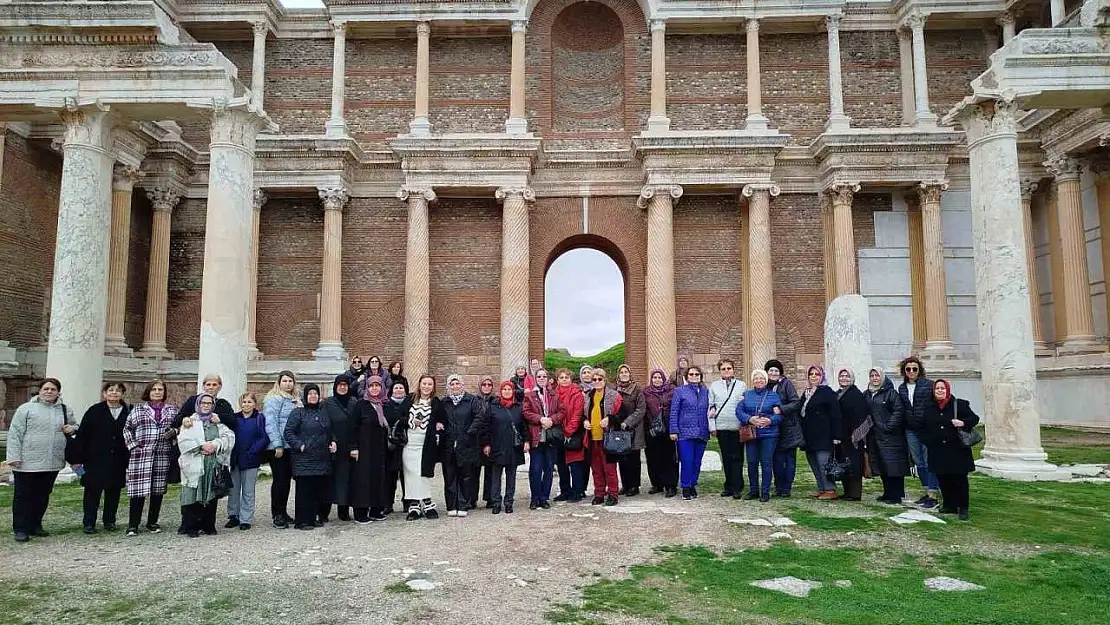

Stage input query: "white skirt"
[{"left": 402, "top": 426, "right": 433, "bottom": 501}]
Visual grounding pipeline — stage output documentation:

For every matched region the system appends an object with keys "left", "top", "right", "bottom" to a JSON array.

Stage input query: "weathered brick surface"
[
  {"left": 264, "top": 38, "right": 333, "bottom": 134},
  {"left": 341, "top": 197, "right": 407, "bottom": 362},
  {"left": 429, "top": 37, "right": 510, "bottom": 134},
  {"left": 769, "top": 193, "right": 828, "bottom": 374},
  {"left": 256, "top": 196, "right": 324, "bottom": 358},
  {"left": 346, "top": 38, "right": 415, "bottom": 146},
  {"left": 165, "top": 197, "right": 207, "bottom": 358},
  {"left": 925, "top": 30, "right": 988, "bottom": 119},
  {"left": 762, "top": 33, "right": 829, "bottom": 145},
  {"left": 842, "top": 30, "right": 904, "bottom": 128},
  {"left": 667, "top": 34, "right": 747, "bottom": 131}
]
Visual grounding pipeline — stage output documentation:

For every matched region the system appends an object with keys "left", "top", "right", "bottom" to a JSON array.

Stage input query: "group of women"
[{"left": 5, "top": 353, "right": 982, "bottom": 542}]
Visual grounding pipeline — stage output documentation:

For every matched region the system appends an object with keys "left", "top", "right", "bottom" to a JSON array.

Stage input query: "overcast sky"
[{"left": 545, "top": 248, "right": 624, "bottom": 356}]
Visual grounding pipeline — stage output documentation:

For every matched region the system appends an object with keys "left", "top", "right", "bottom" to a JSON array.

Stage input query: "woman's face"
[
  {"left": 351, "top": 357, "right": 362, "bottom": 370},
  {"left": 279, "top": 375, "right": 294, "bottom": 392},
  {"left": 39, "top": 382, "right": 59, "bottom": 403},
  {"left": 618, "top": 368, "right": 631, "bottom": 383},
  {"left": 904, "top": 362, "right": 920, "bottom": 382},
  {"left": 149, "top": 383, "right": 165, "bottom": 402},
  {"left": 753, "top": 377, "right": 766, "bottom": 390},
  {"left": 686, "top": 368, "right": 702, "bottom": 384},
  {"left": 198, "top": 396, "right": 215, "bottom": 412},
  {"left": 390, "top": 363, "right": 401, "bottom": 375},
  {"left": 369, "top": 382, "right": 382, "bottom": 398},
  {"left": 515, "top": 366, "right": 527, "bottom": 378},
  {"left": 869, "top": 370, "right": 881, "bottom": 386},
  {"left": 838, "top": 371, "right": 852, "bottom": 388},
  {"left": 592, "top": 373, "right": 606, "bottom": 389},
  {"left": 535, "top": 371, "right": 548, "bottom": 387},
  {"left": 530, "top": 358, "right": 541, "bottom": 372},
  {"left": 934, "top": 383, "right": 949, "bottom": 401},
  {"left": 481, "top": 379, "right": 495, "bottom": 393},
  {"left": 203, "top": 379, "right": 221, "bottom": 395},
  {"left": 679, "top": 358, "right": 689, "bottom": 369},
  {"left": 767, "top": 367, "right": 781, "bottom": 381},
  {"left": 240, "top": 396, "right": 256, "bottom": 412},
  {"left": 449, "top": 379, "right": 463, "bottom": 394},
  {"left": 336, "top": 381, "right": 349, "bottom": 396},
  {"left": 306, "top": 389, "right": 320, "bottom": 405},
  {"left": 419, "top": 377, "right": 434, "bottom": 397},
  {"left": 500, "top": 385, "right": 514, "bottom": 400},
  {"left": 369, "top": 357, "right": 381, "bottom": 370},
  {"left": 104, "top": 385, "right": 123, "bottom": 404},
  {"left": 808, "top": 369, "right": 822, "bottom": 385},
  {"left": 651, "top": 372, "right": 664, "bottom": 387},
  {"left": 557, "top": 372, "right": 572, "bottom": 387},
  {"left": 392, "top": 383, "right": 407, "bottom": 399}
]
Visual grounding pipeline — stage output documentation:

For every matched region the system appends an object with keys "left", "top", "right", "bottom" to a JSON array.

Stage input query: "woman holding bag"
[
  {"left": 736, "top": 370, "right": 782, "bottom": 502},
  {"left": 642, "top": 367, "right": 677, "bottom": 498},
  {"left": 908, "top": 380, "right": 980, "bottom": 520},
  {"left": 176, "top": 393, "right": 235, "bottom": 538}
]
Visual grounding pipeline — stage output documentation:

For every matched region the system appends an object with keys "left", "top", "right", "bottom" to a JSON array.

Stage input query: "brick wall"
[
  {"left": 763, "top": 33, "right": 829, "bottom": 145},
  {"left": 769, "top": 194, "right": 826, "bottom": 374},
  {"left": 925, "top": 30, "right": 989, "bottom": 119},
  {"left": 265, "top": 38, "right": 332, "bottom": 135},
  {"left": 0, "top": 134, "right": 61, "bottom": 348},
  {"left": 256, "top": 195, "right": 324, "bottom": 359},
  {"left": 429, "top": 37, "right": 510, "bottom": 134},
  {"left": 341, "top": 197, "right": 407, "bottom": 363},
  {"left": 842, "top": 30, "right": 903, "bottom": 128},
  {"left": 166, "top": 197, "right": 206, "bottom": 358},
  {"left": 667, "top": 34, "right": 747, "bottom": 131},
  {"left": 347, "top": 38, "right": 414, "bottom": 148}
]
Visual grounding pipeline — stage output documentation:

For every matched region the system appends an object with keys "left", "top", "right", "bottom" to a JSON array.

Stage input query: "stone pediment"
[
  {"left": 809, "top": 128, "right": 960, "bottom": 189},
  {"left": 632, "top": 130, "right": 790, "bottom": 189},
  {"left": 389, "top": 133, "right": 541, "bottom": 191}
]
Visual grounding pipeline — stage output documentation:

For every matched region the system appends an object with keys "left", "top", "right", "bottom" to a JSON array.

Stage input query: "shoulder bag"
[
  {"left": 739, "top": 393, "right": 766, "bottom": 443},
  {"left": 210, "top": 464, "right": 233, "bottom": 500},
  {"left": 958, "top": 428, "right": 983, "bottom": 448}
]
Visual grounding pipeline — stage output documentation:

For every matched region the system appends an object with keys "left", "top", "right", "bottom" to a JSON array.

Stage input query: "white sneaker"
[
  {"left": 447, "top": 510, "right": 458, "bottom": 517},
  {"left": 456, "top": 510, "right": 468, "bottom": 518}
]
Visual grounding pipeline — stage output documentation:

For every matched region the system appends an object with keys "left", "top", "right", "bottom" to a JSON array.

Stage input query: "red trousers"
[{"left": 589, "top": 442, "right": 619, "bottom": 497}]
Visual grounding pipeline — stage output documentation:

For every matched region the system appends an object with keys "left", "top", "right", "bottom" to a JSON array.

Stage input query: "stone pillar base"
[
  {"left": 247, "top": 344, "right": 264, "bottom": 361},
  {"left": 745, "top": 114, "right": 770, "bottom": 131},
  {"left": 103, "top": 340, "right": 133, "bottom": 357},
  {"left": 136, "top": 346, "right": 174, "bottom": 360},
  {"left": 324, "top": 119, "right": 349, "bottom": 139},
  {"left": 408, "top": 117, "right": 432, "bottom": 136},
  {"left": 504, "top": 117, "right": 529, "bottom": 135},
  {"left": 1056, "top": 338, "right": 1106, "bottom": 356},
  {"left": 977, "top": 450, "right": 1071, "bottom": 482},
  {"left": 824, "top": 115, "right": 851, "bottom": 133},
  {"left": 1033, "top": 342, "right": 1056, "bottom": 357},
  {"left": 919, "top": 341, "right": 960, "bottom": 360},
  {"left": 915, "top": 112, "right": 939, "bottom": 128},
  {"left": 646, "top": 115, "right": 671, "bottom": 132},
  {"left": 313, "top": 342, "right": 349, "bottom": 361}
]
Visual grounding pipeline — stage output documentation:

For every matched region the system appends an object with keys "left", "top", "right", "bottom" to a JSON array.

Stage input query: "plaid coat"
[{"left": 123, "top": 402, "right": 178, "bottom": 498}]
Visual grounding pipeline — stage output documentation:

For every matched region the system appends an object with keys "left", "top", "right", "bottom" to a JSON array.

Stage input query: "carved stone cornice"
[
  {"left": 633, "top": 131, "right": 788, "bottom": 189},
  {"left": 495, "top": 186, "right": 536, "bottom": 203},
  {"left": 318, "top": 186, "right": 350, "bottom": 212},
  {"left": 917, "top": 179, "right": 948, "bottom": 204},
  {"left": 810, "top": 129, "right": 958, "bottom": 190},
  {"left": 146, "top": 186, "right": 181, "bottom": 213},
  {"left": 636, "top": 184, "right": 683, "bottom": 209},
  {"left": 1044, "top": 156, "right": 1082, "bottom": 181},
  {"left": 397, "top": 186, "right": 436, "bottom": 203},
  {"left": 390, "top": 135, "right": 539, "bottom": 191}
]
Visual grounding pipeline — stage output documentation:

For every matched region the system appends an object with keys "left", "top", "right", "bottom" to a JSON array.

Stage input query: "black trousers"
[
  {"left": 128, "top": 494, "right": 163, "bottom": 529},
  {"left": 183, "top": 501, "right": 218, "bottom": 534},
  {"left": 294, "top": 475, "right": 328, "bottom": 526},
  {"left": 11, "top": 471, "right": 58, "bottom": 534},
  {"left": 442, "top": 455, "right": 474, "bottom": 512},
  {"left": 467, "top": 460, "right": 494, "bottom": 506},
  {"left": 555, "top": 447, "right": 572, "bottom": 495},
  {"left": 82, "top": 485, "right": 122, "bottom": 528},
  {"left": 880, "top": 475, "right": 905, "bottom": 501},
  {"left": 618, "top": 450, "right": 642, "bottom": 490},
  {"left": 840, "top": 476, "right": 864, "bottom": 499},
  {"left": 717, "top": 430, "right": 746, "bottom": 494},
  {"left": 270, "top": 452, "right": 293, "bottom": 518},
  {"left": 645, "top": 434, "right": 678, "bottom": 489},
  {"left": 936, "top": 473, "right": 970, "bottom": 510}
]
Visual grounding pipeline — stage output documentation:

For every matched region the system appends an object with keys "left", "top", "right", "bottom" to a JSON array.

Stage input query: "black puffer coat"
[
  {"left": 899, "top": 376, "right": 935, "bottom": 434},
  {"left": 473, "top": 400, "right": 527, "bottom": 467},
  {"left": 837, "top": 385, "right": 869, "bottom": 477},
  {"left": 799, "top": 386, "right": 841, "bottom": 452},
  {"left": 770, "top": 377, "right": 804, "bottom": 450},
  {"left": 284, "top": 388, "right": 335, "bottom": 478},
  {"left": 74, "top": 401, "right": 131, "bottom": 490},
  {"left": 909, "top": 397, "right": 980, "bottom": 475},
  {"left": 439, "top": 393, "right": 482, "bottom": 467},
  {"left": 864, "top": 377, "right": 910, "bottom": 477}
]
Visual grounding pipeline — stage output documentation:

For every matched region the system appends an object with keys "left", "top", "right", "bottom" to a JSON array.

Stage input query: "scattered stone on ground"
[
  {"left": 890, "top": 510, "right": 946, "bottom": 525},
  {"left": 750, "top": 576, "right": 824, "bottom": 597},
  {"left": 834, "top": 580, "right": 853, "bottom": 588},
  {"left": 604, "top": 506, "right": 651, "bottom": 514},
  {"left": 769, "top": 532, "right": 792, "bottom": 540},
  {"left": 728, "top": 518, "right": 774, "bottom": 526},
  {"left": 770, "top": 517, "right": 796, "bottom": 526},
  {"left": 924, "top": 577, "right": 985, "bottom": 592},
  {"left": 1063, "top": 464, "right": 1108, "bottom": 478},
  {"left": 701, "top": 451, "right": 723, "bottom": 471},
  {"left": 406, "top": 579, "right": 437, "bottom": 591}
]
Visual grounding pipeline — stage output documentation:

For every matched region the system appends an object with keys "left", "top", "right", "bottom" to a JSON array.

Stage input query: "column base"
[
  {"left": 914, "top": 112, "right": 939, "bottom": 128},
  {"left": 1033, "top": 341, "right": 1056, "bottom": 357},
  {"left": 103, "top": 339, "right": 133, "bottom": 357},
  {"left": 646, "top": 115, "right": 671, "bottom": 133},
  {"left": 919, "top": 341, "right": 960, "bottom": 360},
  {"left": 324, "top": 119, "right": 349, "bottom": 139},
  {"left": 824, "top": 114, "right": 851, "bottom": 133},
  {"left": 504, "top": 117, "right": 529, "bottom": 135},
  {"left": 1056, "top": 337, "right": 1106, "bottom": 356},
  {"left": 408, "top": 117, "right": 432, "bottom": 136},
  {"left": 977, "top": 449, "right": 1072, "bottom": 481},
  {"left": 745, "top": 114, "right": 770, "bottom": 131},
  {"left": 313, "top": 342, "right": 349, "bottom": 361},
  {"left": 136, "top": 345, "right": 174, "bottom": 360},
  {"left": 247, "top": 343, "right": 264, "bottom": 361}
]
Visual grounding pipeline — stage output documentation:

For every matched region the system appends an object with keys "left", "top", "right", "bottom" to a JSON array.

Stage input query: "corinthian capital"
[
  {"left": 416, "top": 21, "right": 430, "bottom": 37},
  {"left": 112, "top": 165, "right": 144, "bottom": 191},
  {"left": 826, "top": 181, "right": 861, "bottom": 206},
  {"left": 742, "top": 183, "right": 781, "bottom": 199},
  {"left": 318, "top": 186, "right": 349, "bottom": 212},
  {"left": 252, "top": 188, "right": 267, "bottom": 211},
  {"left": 1044, "top": 156, "right": 1081, "bottom": 181},
  {"left": 916, "top": 180, "right": 949, "bottom": 204},
  {"left": 902, "top": 11, "right": 928, "bottom": 31},
  {"left": 995, "top": 11, "right": 1015, "bottom": 29},
  {"left": 495, "top": 186, "right": 536, "bottom": 203},
  {"left": 637, "top": 184, "right": 683, "bottom": 209},
  {"left": 1019, "top": 178, "right": 1039, "bottom": 201},
  {"left": 397, "top": 186, "right": 436, "bottom": 203},
  {"left": 252, "top": 21, "right": 269, "bottom": 38},
  {"left": 146, "top": 186, "right": 182, "bottom": 213}
]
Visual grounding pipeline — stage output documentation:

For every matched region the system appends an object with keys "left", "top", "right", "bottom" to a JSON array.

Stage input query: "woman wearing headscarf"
[
  {"left": 225, "top": 392, "right": 269, "bottom": 531},
  {"left": 470, "top": 375, "right": 498, "bottom": 510},
  {"left": 584, "top": 368, "right": 624, "bottom": 506},
  {"left": 283, "top": 384, "right": 337, "bottom": 530},
  {"left": 348, "top": 376, "right": 390, "bottom": 523},
  {"left": 865, "top": 367, "right": 910, "bottom": 504},
  {"left": 642, "top": 367, "right": 677, "bottom": 497},
  {"left": 473, "top": 380, "right": 529, "bottom": 514},
  {"left": 765, "top": 359, "right": 802, "bottom": 497},
  {"left": 799, "top": 365, "right": 842, "bottom": 500},
  {"left": 440, "top": 374, "right": 482, "bottom": 517},
  {"left": 74, "top": 382, "right": 130, "bottom": 534},
  {"left": 403, "top": 375, "right": 442, "bottom": 520},
  {"left": 737, "top": 369, "right": 782, "bottom": 502},
  {"left": 669, "top": 355, "right": 691, "bottom": 387},
  {"left": 613, "top": 364, "right": 647, "bottom": 497},
  {"left": 171, "top": 374, "right": 234, "bottom": 533},
  {"left": 176, "top": 393, "right": 235, "bottom": 538},
  {"left": 908, "top": 380, "right": 979, "bottom": 520},
  {"left": 835, "top": 367, "right": 870, "bottom": 501},
  {"left": 323, "top": 374, "right": 354, "bottom": 521},
  {"left": 669, "top": 366, "right": 710, "bottom": 500},
  {"left": 578, "top": 364, "right": 594, "bottom": 393},
  {"left": 510, "top": 364, "right": 529, "bottom": 403},
  {"left": 553, "top": 368, "right": 587, "bottom": 502},
  {"left": 523, "top": 369, "right": 564, "bottom": 509},
  {"left": 8, "top": 377, "right": 76, "bottom": 542},
  {"left": 382, "top": 381, "right": 411, "bottom": 513},
  {"left": 122, "top": 380, "right": 177, "bottom": 536},
  {"left": 263, "top": 370, "right": 300, "bottom": 528}
]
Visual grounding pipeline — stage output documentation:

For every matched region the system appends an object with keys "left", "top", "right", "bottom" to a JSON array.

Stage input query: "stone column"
[
  {"left": 1019, "top": 179, "right": 1049, "bottom": 353},
  {"left": 906, "top": 195, "right": 927, "bottom": 350},
  {"left": 904, "top": 12, "right": 937, "bottom": 127},
  {"left": 824, "top": 15, "right": 850, "bottom": 132},
  {"left": 918, "top": 180, "right": 958, "bottom": 357},
  {"left": 506, "top": 20, "right": 528, "bottom": 135},
  {"left": 326, "top": 20, "right": 349, "bottom": 138},
  {"left": 997, "top": 11, "right": 1016, "bottom": 44},
  {"left": 951, "top": 97, "right": 1065, "bottom": 480},
  {"left": 638, "top": 184, "right": 682, "bottom": 370},
  {"left": 197, "top": 106, "right": 268, "bottom": 403},
  {"left": 103, "top": 165, "right": 142, "bottom": 356},
  {"left": 827, "top": 182, "right": 861, "bottom": 296},
  {"left": 743, "top": 183, "right": 780, "bottom": 368},
  {"left": 410, "top": 21, "right": 433, "bottom": 136},
  {"left": 314, "top": 186, "right": 349, "bottom": 361},
  {"left": 647, "top": 19, "right": 670, "bottom": 132},
  {"left": 897, "top": 28, "right": 916, "bottom": 126},
  {"left": 246, "top": 189, "right": 265, "bottom": 360},
  {"left": 137, "top": 187, "right": 180, "bottom": 359},
  {"left": 745, "top": 19, "right": 769, "bottom": 131},
  {"left": 1051, "top": 0, "right": 1065, "bottom": 25},
  {"left": 496, "top": 186, "right": 535, "bottom": 379},
  {"left": 1045, "top": 156, "right": 1101, "bottom": 353},
  {"left": 821, "top": 195, "right": 837, "bottom": 304},
  {"left": 251, "top": 21, "right": 268, "bottom": 110},
  {"left": 1093, "top": 155, "right": 1110, "bottom": 344},
  {"left": 399, "top": 186, "right": 436, "bottom": 375},
  {"left": 46, "top": 105, "right": 116, "bottom": 414}
]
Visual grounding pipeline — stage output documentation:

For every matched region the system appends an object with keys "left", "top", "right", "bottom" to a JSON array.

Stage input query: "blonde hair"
[
  {"left": 265, "top": 370, "right": 299, "bottom": 400},
  {"left": 239, "top": 391, "right": 258, "bottom": 408},
  {"left": 592, "top": 367, "right": 607, "bottom": 380}
]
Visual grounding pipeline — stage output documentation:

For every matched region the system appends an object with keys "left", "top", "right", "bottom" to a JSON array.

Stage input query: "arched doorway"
[{"left": 545, "top": 247, "right": 626, "bottom": 370}]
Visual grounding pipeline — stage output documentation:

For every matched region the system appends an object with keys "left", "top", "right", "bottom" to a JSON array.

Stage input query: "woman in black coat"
[
  {"left": 283, "top": 384, "right": 336, "bottom": 530},
  {"left": 798, "top": 365, "right": 842, "bottom": 499},
  {"left": 381, "top": 381, "right": 410, "bottom": 513},
  {"left": 74, "top": 382, "right": 131, "bottom": 533},
  {"left": 348, "top": 375, "right": 390, "bottom": 523},
  {"left": 321, "top": 374, "right": 355, "bottom": 522},
  {"left": 472, "top": 381, "right": 529, "bottom": 514},
  {"left": 908, "top": 380, "right": 980, "bottom": 520},
  {"left": 864, "top": 367, "right": 910, "bottom": 504},
  {"left": 834, "top": 367, "right": 869, "bottom": 501}
]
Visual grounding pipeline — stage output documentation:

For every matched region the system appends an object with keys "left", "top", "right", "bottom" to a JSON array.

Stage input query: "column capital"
[
  {"left": 318, "top": 186, "right": 350, "bottom": 211},
  {"left": 146, "top": 186, "right": 181, "bottom": 213},
  {"left": 112, "top": 165, "right": 144, "bottom": 192},
  {"left": 745, "top": 18, "right": 759, "bottom": 34},
  {"left": 397, "top": 186, "right": 436, "bottom": 203},
  {"left": 252, "top": 20, "right": 269, "bottom": 38},
  {"left": 948, "top": 97, "right": 1019, "bottom": 146},
  {"left": 331, "top": 20, "right": 347, "bottom": 36},
  {"left": 1019, "top": 178, "right": 1039, "bottom": 200},
  {"left": 416, "top": 21, "right": 431, "bottom": 37},
  {"left": 650, "top": 19, "right": 666, "bottom": 33},
  {"left": 209, "top": 104, "right": 271, "bottom": 151},
  {"left": 825, "top": 13, "right": 841, "bottom": 31},
  {"left": 917, "top": 179, "right": 949, "bottom": 204},
  {"left": 58, "top": 101, "right": 114, "bottom": 149},
  {"left": 252, "top": 187, "right": 267, "bottom": 211},
  {"left": 511, "top": 19, "right": 528, "bottom": 33},
  {"left": 742, "top": 183, "right": 781, "bottom": 199},
  {"left": 901, "top": 10, "right": 928, "bottom": 31},
  {"left": 1044, "top": 156, "right": 1082, "bottom": 181},
  {"left": 995, "top": 10, "right": 1015, "bottom": 28},
  {"left": 495, "top": 186, "right": 536, "bottom": 203},
  {"left": 637, "top": 184, "right": 683, "bottom": 208},
  {"left": 825, "top": 181, "right": 861, "bottom": 205}
]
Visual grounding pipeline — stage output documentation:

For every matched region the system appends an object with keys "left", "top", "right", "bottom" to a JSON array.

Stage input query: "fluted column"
[
  {"left": 1019, "top": 180, "right": 1049, "bottom": 353},
  {"left": 246, "top": 189, "right": 265, "bottom": 360},
  {"left": 638, "top": 185, "right": 681, "bottom": 371},
  {"left": 496, "top": 186, "right": 535, "bottom": 379},
  {"left": 821, "top": 195, "right": 836, "bottom": 304},
  {"left": 897, "top": 27, "right": 915, "bottom": 126},
  {"left": 104, "top": 165, "right": 143, "bottom": 356},
  {"left": 918, "top": 180, "right": 957, "bottom": 357},
  {"left": 745, "top": 19, "right": 768, "bottom": 131},
  {"left": 506, "top": 20, "right": 528, "bottom": 134},
  {"left": 137, "top": 187, "right": 180, "bottom": 359},
  {"left": 251, "top": 21, "right": 268, "bottom": 110},
  {"left": 825, "top": 15, "right": 850, "bottom": 132},
  {"left": 906, "top": 194, "right": 927, "bottom": 350},
  {"left": 997, "top": 11, "right": 1016, "bottom": 43},
  {"left": 1046, "top": 156, "right": 1101, "bottom": 353},
  {"left": 1093, "top": 155, "right": 1110, "bottom": 346},
  {"left": 399, "top": 186, "right": 435, "bottom": 375},
  {"left": 904, "top": 12, "right": 937, "bottom": 127},
  {"left": 951, "top": 96, "right": 1064, "bottom": 480},
  {"left": 326, "top": 20, "right": 349, "bottom": 138},
  {"left": 743, "top": 183, "right": 780, "bottom": 368},
  {"left": 46, "top": 104, "right": 116, "bottom": 414},
  {"left": 313, "top": 187, "right": 350, "bottom": 360},
  {"left": 1051, "top": 0, "right": 1065, "bottom": 25},
  {"left": 647, "top": 19, "right": 670, "bottom": 132},
  {"left": 827, "top": 182, "right": 861, "bottom": 296},
  {"left": 410, "top": 21, "right": 432, "bottom": 136}
]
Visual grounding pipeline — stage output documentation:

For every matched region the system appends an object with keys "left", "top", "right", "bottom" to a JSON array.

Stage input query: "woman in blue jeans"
[{"left": 737, "top": 370, "right": 782, "bottom": 502}]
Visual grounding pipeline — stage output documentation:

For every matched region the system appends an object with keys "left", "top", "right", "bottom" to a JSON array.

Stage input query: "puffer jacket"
[
  {"left": 284, "top": 402, "right": 335, "bottom": 477},
  {"left": 737, "top": 387, "right": 783, "bottom": 439},
  {"left": 263, "top": 393, "right": 299, "bottom": 450},
  {"left": 440, "top": 393, "right": 483, "bottom": 466},
  {"left": 7, "top": 396, "right": 76, "bottom": 472},
  {"left": 669, "top": 384, "right": 710, "bottom": 441},
  {"left": 865, "top": 377, "right": 910, "bottom": 477}
]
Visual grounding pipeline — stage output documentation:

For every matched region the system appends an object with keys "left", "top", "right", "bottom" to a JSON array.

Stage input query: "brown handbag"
[{"left": 739, "top": 393, "right": 766, "bottom": 443}]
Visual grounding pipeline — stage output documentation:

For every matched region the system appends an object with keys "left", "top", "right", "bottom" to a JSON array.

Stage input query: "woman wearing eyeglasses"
[
  {"left": 898, "top": 356, "right": 940, "bottom": 509},
  {"left": 584, "top": 368, "right": 623, "bottom": 506},
  {"left": 669, "top": 366, "right": 711, "bottom": 500},
  {"left": 470, "top": 375, "right": 498, "bottom": 510}
]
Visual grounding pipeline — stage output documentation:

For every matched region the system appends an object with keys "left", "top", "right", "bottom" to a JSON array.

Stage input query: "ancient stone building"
[{"left": 1, "top": 0, "right": 1109, "bottom": 479}]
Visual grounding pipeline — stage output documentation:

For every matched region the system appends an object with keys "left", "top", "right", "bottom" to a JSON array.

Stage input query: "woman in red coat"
[
  {"left": 553, "top": 368, "right": 586, "bottom": 502},
  {"left": 523, "top": 369, "right": 565, "bottom": 509}
]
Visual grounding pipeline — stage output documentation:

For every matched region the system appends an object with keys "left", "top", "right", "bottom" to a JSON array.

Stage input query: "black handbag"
[
  {"left": 824, "top": 444, "right": 853, "bottom": 482},
  {"left": 958, "top": 427, "right": 983, "bottom": 448},
  {"left": 564, "top": 428, "right": 586, "bottom": 451},
  {"left": 210, "top": 465, "right": 233, "bottom": 500},
  {"left": 541, "top": 426, "right": 563, "bottom": 448},
  {"left": 648, "top": 406, "right": 669, "bottom": 438},
  {"left": 387, "top": 419, "right": 408, "bottom": 452},
  {"left": 603, "top": 429, "right": 632, "bottom": 456}
]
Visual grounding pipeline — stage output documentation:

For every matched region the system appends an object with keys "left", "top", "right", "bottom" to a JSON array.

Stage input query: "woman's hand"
[
  {"left": 483, "top": 445, "right": 491, "bottom": 457},
  {"left": 61, "top": 424, "right": 75, "bottom": 435},
  {"left": 600, "top": 418, "right": 609, "bottom": 429},
  {"left": 540, "top": 417, "right": 553, "bottom": 429},
  {"left": 328, "top": 442, "right": 337, "bottom": 454},
  {"left": 772, "top": 406, "right": 781, "bottom": 415},
  {"left": 8, "top": 460, "right": 21, "bottom": 469},
  {"left": 210, "top": 415, "right": 220, "bottom": 425},
  {"left": 436, "top": 422, "right": 445, "bottom": 432},
  {"left": 708, "top": 407, "right": 717, "bottom": 418},
  {"left": 951, "top": 419, "right": 965, "bottom": 428},
  {"left": 670, "top": 434, "right": 678, "bottom": 441},
  {"left": 350, "top": 450, "right": 359, "bottom": 460},
  {"left": 201, "top": 442, "right": 215, "bottom": 455},
  {"left": 300, "top": 444, "right": 306, "bottom": 453},
  {"left": 524, "top": 442, "right": 530, "bottom": 453},
  {"left": 274, "top": 448, "right": 284, "bottom": 458}
]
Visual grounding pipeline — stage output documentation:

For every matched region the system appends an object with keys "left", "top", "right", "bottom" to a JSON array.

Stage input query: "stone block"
[{"left": 825, "top": 294, "right": 873, "bottom": 390}]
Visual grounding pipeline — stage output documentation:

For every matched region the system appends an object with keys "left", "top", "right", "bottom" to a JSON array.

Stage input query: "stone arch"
[{"left": 521, "top": 0, "right": 652, "bottom": 23}]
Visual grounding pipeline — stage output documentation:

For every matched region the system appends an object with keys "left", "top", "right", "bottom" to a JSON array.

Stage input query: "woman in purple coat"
[{"left": 668, "top": 366, "right": 710, "bottom": 500}]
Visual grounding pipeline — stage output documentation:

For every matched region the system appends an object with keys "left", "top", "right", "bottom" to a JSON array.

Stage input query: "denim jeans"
[
  {"left": 745, "top": 437, "right": 777, "bottom": 496},
  {"left": 906, "top": 429, "right": 940, "bottom": 491},
  {"left": 772, "top": 448, "right": 797, "bottom": 495},
  {"left": 228, "top": 467, "right": 259, "bottom": 524},
  {"left": 806, "top": 449, "right": 834, "bottom": 492},
  {"left": 528, "top": 445, "right": 557, "bottom": 503}
]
